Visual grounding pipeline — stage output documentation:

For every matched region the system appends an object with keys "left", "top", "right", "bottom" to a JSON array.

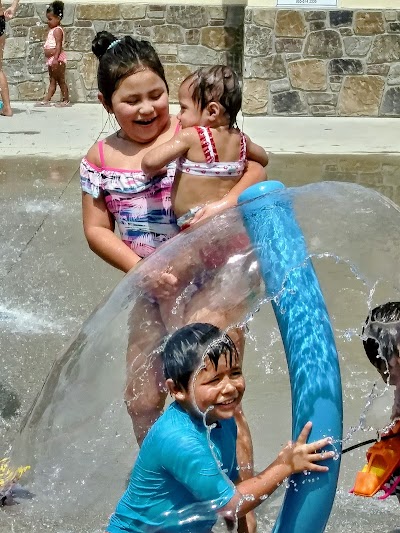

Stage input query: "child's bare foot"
[
  {"left": 0, "top": 106, "right": 13, "bottom": 116},
  {"left": 55, "top": 101, "right": 72, "bottom": 107},
  {"left": 34, "top": 101, "right": 53, "bottom": 107}
]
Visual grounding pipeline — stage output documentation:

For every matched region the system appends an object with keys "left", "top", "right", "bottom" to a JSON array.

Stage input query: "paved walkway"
[{"left": 1, "top": 101, "right": 399, "bottom": 157}]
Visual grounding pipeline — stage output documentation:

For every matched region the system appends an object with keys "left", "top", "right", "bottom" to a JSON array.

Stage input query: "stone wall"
[
  {"left": 243, "top": 9, "right": 400, "bottom": 116},
  {"left": 3, "top": 4, "right": 400, "bottom": 116},
  {"left": 3, "top": 4, "right": 244, "bottom": 103}
]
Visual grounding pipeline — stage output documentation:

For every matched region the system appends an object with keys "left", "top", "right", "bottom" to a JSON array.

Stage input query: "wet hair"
[
  {"left": 183, "top": 65, "right": 242, "bottom": 129},
  {"left": 46, "top": 1, "right": 64, "bottom": 19},
  {"left": 162, "top": 323, "right": 239, "bottom": 391},
  {"left": 363, "top": 302, "right": 400, "bottom": 372},
  {"left": 91, "top": 31, "right": 169, "bottom": 109}
]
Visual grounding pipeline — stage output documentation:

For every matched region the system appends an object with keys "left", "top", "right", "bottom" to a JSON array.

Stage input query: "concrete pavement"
[{"left": 1, "top": 101, "right": 399, "bottom": 157}]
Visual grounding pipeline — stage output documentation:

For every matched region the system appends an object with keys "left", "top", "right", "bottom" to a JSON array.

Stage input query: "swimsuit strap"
[
  {"left": 195, "top": 126, "right": 219, "bottom": 163},
  {"left": 239, "top": 131, "right": 247, "bottom": 162},
  {"left": 97, "top": 140, "right": 106, "bottom": 168}
]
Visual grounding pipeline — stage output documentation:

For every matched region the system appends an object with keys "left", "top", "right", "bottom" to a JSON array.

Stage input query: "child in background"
[
  {"left": 0, "top": 0, "right": 20, "bottom": 116},
  {"left": 106, "top": 323, "right": 334, "bottom": 533},
  {"left": 142, "top": 65, "right": 269, "bottom": 229},
  {"left": 362, "top": 302, "right": 400, "bottom": 502},
  {"left": 35, "top": 1, "right": 69, "bottom": 107}
]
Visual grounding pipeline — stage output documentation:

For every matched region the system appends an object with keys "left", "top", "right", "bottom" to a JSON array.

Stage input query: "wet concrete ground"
[
  {"left": 0, "top": 157, "right": 121, "bottom": 444},
  {"left": 1, "top": 152, "right": 399, "bottom": 446},
  {"left": 1, "top": 106, "right": 400, "bottom": 531}
]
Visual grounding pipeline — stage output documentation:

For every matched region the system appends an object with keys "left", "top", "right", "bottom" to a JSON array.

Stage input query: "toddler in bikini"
[
  {"left": 142, "top": 64, "right": 268, "bottom": 229},
  {"left": 36, "top": 1, "right": 70, "bottom": 107},
  {"left": 142, "top": 65, "right": 269, "bottom": 331}
]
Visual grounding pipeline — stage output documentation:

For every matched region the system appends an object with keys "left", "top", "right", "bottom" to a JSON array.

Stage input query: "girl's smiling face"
[
  {"left": 109, "top": 69, "right": 170, "bottom": 144},
  {"left": 185, "top": 353, "right": 245, "bottom": 424}
]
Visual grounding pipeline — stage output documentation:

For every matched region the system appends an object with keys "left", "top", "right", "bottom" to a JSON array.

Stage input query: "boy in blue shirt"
[{"left": 107, "top": 323, "right": 334, "bottom": 532}]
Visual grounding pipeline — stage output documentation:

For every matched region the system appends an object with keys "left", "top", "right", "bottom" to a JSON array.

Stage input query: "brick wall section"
[
  {"left": 243, "top": 8, "right": 400, "bottom": 116},
  {"left": 3, "top": 4, "right": 400, "bottom": 116},
  {"left": 3, "top": 4, "right": 244, "bottom": 104}
]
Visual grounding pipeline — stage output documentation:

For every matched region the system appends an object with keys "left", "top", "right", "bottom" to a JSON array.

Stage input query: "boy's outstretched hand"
[{"left": 278, "top": 421, "right": 334, "bottom": 474}]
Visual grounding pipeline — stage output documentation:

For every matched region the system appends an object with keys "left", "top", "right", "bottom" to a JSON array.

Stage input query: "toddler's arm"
[
  {"left": 142, "top": 129, "right": 194, "bottom": 177},
  {"left": 220, "top": 422, "right": 334, "bottom": 520},
  {"left": 245, "top": 135, "right": 269, "bottom": 168}
]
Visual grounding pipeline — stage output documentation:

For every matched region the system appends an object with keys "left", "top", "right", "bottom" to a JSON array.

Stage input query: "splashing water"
[{"left": 1, "top": 182, "right": 400, "bottom": 531}]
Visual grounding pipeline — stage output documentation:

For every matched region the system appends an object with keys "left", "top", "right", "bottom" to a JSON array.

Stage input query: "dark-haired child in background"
[
  {"left": 0, "top": 0, "right": 19, "bottom": 116},
  {"left": 362, "top": 302, "right": 400, "bottom": 502},
  {"left": 35, "top": 0, "right": 70, "bottom": 107}
]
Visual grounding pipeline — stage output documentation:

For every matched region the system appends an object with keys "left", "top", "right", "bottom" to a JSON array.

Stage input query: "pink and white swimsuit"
[
  {"left": 80, "top": 140, "right": 178, "bottom": 259},
  {"left": 175, "top": 126, "right": 247, "bottom": 228},
  {"left": 176, "top": 126, "right": 247, "bottom": 177},
  {"left": 44, "top": 27, "right": 67, "bottom": 66}
]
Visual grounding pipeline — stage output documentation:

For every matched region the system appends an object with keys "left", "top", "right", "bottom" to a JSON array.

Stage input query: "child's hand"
[
  {"left": 4, "top": 6, "right": 16, "bottom": 19},
  {"left": 139, "top": 267, "right": 179, "bottom": 300},
  {"left": 277, "top": 421, "right": 334, "bottom": 475},
  {"left": 189, "top": 199, "right": 232, "bottom": 226}
]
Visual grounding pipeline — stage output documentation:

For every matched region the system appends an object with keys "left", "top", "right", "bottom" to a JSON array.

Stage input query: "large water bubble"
[{"left": 2, "top": 181, "right": 400, "bottom": 532}]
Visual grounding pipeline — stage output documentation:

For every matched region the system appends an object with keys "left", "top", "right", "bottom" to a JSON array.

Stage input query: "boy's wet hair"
[
  {"left": 91, "top": 31, "right": 169, "bottom": 109},
  {"left": 363, "top": 302, "right": 400, "bottom": 372},
  {"left": 47, "top": 0, "right": 64, "bottom": 18},
  {"left": 183, "top": 65, "right": 242, "bottom": 129},
  {"left": 162, "top": 323, "right": 239, "bottom": 391}
]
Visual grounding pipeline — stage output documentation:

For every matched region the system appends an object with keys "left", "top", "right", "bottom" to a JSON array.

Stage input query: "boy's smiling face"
[{"left": 186, "top": 353, "right": 245, "bottom": 424}]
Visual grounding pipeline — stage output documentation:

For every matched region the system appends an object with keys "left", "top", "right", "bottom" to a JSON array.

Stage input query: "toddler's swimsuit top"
[
  {"left": 80, "top": 140, "right": 178, "bottom": 259},
  {"left": 44, "top": 26, "right": 64, "bottom": 49},
  {"left": 176, "top": 126, "right": 247, "bottom": 177}
]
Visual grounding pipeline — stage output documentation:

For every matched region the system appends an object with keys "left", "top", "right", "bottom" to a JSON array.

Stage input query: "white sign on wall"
[{"left": 277, "top": 0, "right": 337, "bottom": 6}]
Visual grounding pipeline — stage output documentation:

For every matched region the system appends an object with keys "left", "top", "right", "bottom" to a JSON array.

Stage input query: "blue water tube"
[{"left": 239, "top": 181, "right": 343, "bottom": 533}]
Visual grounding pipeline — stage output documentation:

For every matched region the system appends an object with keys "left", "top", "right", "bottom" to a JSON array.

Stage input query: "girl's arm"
[
  {"left": 245, "top": 135, "right": 269, "bottom": 167},
  {"left": 141, "top": 129, "right": 193, "bottom": 177},
  {"left": 189, "top": 160, "right": 267, "bottom": 225},
  {"left": 53, "top": 27, "right": 63, "bottom": 61},
  {"left": 82, "top": 193, "right": 142, "bottom": 273},
  {"left": 220, "top": 422, "right": 334, "bottom": 519}
]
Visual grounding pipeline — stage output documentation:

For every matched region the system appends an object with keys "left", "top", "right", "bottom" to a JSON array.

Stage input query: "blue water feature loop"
[{"left": 239, "top": 181, "right": 343, "bottom": 533}]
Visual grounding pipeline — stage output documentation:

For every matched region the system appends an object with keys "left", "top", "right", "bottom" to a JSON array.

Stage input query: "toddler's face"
[
  {"left": 46, "top": 13, "right": 60, "bottom": 28},
  {"left": 177, "top": 80, "right": 205, "bottom": 129},
  {"left": 187, "top": 354, "right": 245, "bottom": 424}
]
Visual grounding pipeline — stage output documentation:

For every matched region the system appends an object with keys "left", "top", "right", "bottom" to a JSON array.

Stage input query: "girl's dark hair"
[
  {"left": 183, "top": 65, "right": 242, "bottom": 129},
  {"left": 162, "top": 323, "right": 239, "bottom": 391},
  {"left": 363, "top": 302, "right": 400, "bottom": 371},
  {"left": 47, "top": 0, "right": 64, "bottom": 18},
  {"left": 91, "top": 31, "right": 169, "bottom": 108}
]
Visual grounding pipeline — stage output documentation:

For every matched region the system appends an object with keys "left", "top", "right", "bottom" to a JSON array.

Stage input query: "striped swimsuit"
[{"left": 80, "top": 140, "right": 178, "bottom": 259}]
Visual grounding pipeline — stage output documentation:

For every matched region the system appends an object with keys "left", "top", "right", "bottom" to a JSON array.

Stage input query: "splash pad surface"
[{"left": 2, "top": 181, "right": 400, "bottom": 532}]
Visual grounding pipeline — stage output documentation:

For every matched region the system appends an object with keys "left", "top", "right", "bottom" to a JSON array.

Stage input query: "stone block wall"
[
  {"left": 243, "top": 8, "right": 400, "bottom": 116},
  {"left": 3, "top": 3, "right": 244, "bottom": 104},
  {"left": 2, "top": 4, "right": 400, "bottom": 116}
]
